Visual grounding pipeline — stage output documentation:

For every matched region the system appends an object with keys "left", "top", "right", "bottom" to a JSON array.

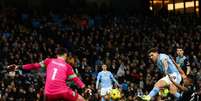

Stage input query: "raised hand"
[
  {"left": 7, "top": 64, "right": 18, "bottom": 71},
  {"left": 84, "top": 88, "right": 92, "bottom": 95}
]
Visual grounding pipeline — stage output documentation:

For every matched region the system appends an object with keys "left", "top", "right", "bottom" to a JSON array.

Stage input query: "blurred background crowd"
[{"left": 0, "top": 8, "right": 201, "bottom": 100}]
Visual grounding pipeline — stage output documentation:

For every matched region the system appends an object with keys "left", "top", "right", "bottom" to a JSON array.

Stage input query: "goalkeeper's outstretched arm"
[{"left": 7, "top": 58, "right": 51, "bottom": 71}]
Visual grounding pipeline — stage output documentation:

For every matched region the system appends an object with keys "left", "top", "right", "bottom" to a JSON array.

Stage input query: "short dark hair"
[
  {"left": 55, "top": 48, "right": 67, "bottom": 56},
  {"left": 148, "top": 48, "right": 158, "bottom": 54},
  {"left": 176, "top": 46, "right": 183, "bottom": 50}
]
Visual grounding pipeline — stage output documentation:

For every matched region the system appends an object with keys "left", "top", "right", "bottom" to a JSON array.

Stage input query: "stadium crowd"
[{"left": 0, "top": 8, "right": 201, "bottom": 100}]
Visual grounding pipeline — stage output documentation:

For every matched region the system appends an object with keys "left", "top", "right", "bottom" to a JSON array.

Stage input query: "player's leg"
[
  {"left": 169, "top": 84, "right": 181, "bottom": 99},
  {"left": 100, "top": 87, "right": 107, "bottom": 101},
  {"left": 104, "top": 95, "right": 110, "bottom": 101},
  {"left": 169, "top": 73, "right": 182, "bottom": 100},
  {"left": 100, "top": 86, "right": 113, "bottom": 101},
  {"left": 140, "top": 77, "right": 168, "bottom": 101},
  {"left": 101, "top": 96, "right": 104, "bottom": 101},
  {"left": 107, "top": 87, "right": 113, "bottom": 101},
  {"left": 149, "top": 79, "right": 168, "bottom": 97}
]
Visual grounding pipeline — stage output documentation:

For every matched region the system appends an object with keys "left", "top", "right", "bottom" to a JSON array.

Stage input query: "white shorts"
[
  {"left": 100, "top": 86, "right": 112, "bottom": 96},
  {"left": 161, "top": 72, "right": 182, "bottom": 85}
]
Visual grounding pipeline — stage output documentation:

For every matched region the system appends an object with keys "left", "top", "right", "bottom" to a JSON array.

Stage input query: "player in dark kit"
[
  {"left": 176, "top": 47, "right": 191, "bottom": 76},
  {"left": 169, "top": 75, "right": 201, "bottom": 101}
]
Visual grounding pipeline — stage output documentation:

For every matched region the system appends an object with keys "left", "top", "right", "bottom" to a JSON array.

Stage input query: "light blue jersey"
[
  {"left": 156, "top": 54, "right": 179, "bottom": 74},
  {"left": 96, "top": 71, "right": 119, "bottom": 89}
]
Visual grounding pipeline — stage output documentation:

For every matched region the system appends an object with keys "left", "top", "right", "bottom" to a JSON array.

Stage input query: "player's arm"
[
  {"left": 173, "top": 61, "right": 186, "bottom": 77},
  {"left": 69, "top": 74, "right": 85, "bottom": 88},
  {"left": 168, "top": 74, "right": 188, "bottom": 91},
  {"left": 96, "top": 73, "right": 100, "bottom": 89},
  {"left": 67, "top": 65, "right": 92, "bottom": 95},
  {"left": 170, "top": 56, "right": 187, "bottom": 79},
  {"left": 7, "top": 58, "right": 50, "bottom": 71},
  {"left": 67, "top": 65, "right": 85, "bottom": 89},
  {"left": 110, "top": 72, "right": 120, "bottom": 87},
  {"left": 186, "top": 61, "right": 191, "bottom": 75},
  {"left": 162, "top": 58, "right": 168, "bottom": 75},
  {"left": 8, "top": 63, "right": 41, "bottom": 71},
  {"left": 175, "top": 64, "right": 187, "bottom": 79},
  {"left": 186, "top": 66, "right": 191, "bottom": 75}
]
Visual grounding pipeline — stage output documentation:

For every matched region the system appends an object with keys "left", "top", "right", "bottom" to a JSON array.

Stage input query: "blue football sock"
[
  {"left": 148, "top": 87, "right": 160, "bottom": 97},
  {"left": 110, "top": 98, "right": 113, "bottom": 101},
  {"left": 174, "top": 92, "right": 181, "bottom": 99},
  {"left": 101, "top": 96, "right": 105, "bottom": 101}
]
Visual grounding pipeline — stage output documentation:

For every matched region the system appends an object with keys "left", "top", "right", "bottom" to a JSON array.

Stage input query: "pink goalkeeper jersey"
[{"left": 22, "top": 58, "right": 85, "bottom": 95}]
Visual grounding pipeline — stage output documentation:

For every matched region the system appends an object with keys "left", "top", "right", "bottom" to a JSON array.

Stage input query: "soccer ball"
[
  {"left": 110, "top": 88, "right": 121, "bottom": 100},
  {"left": 159, "top": 88, "right": 169, "bottom": 97}
]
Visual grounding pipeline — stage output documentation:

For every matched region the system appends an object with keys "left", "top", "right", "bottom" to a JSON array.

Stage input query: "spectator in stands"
[{"left": 0, "top": 8, "right": 201, "bottom": 100}]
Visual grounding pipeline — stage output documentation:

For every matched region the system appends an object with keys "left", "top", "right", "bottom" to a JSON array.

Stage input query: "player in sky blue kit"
[
  {"left": 96, "top": 64, "right": 120, "bottom": 101},
  {"left": 140, "top": 48, "right": 182, "bottom": 101}
]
